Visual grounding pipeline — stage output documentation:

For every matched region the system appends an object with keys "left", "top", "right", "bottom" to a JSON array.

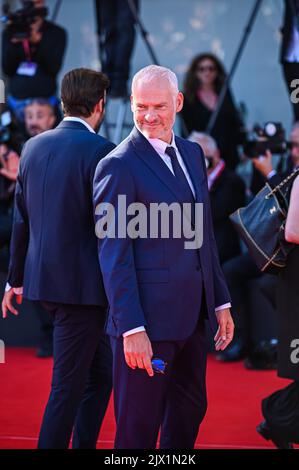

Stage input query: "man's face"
[
  {"left": 290, "top": 127, "right": 299, "bottom": 167},
  {"left": 25, "top": 103, "right": 55, "bottom": 137},
  {"left": 131, "top": 78, "right": 183, "bottom": 143}
]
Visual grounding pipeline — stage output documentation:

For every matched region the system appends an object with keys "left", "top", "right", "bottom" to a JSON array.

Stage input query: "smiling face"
[{"left": 131, "top": 78, "right": 183, "bottom": 144}]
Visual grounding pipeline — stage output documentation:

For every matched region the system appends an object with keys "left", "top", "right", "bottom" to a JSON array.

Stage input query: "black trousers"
[
  {"left": 38, "top": 302, "right": 112, "bottom": 449},
  {"left": 282, "top": 61, "right": 299, "bottom": 121},
  {"left": 111, "top": 315, "right": 208, "bottom": 449}
]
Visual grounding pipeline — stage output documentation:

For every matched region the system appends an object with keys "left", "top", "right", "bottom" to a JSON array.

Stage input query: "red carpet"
[{"left": 0, "top": 347, "right": 295, "bottom": 449}]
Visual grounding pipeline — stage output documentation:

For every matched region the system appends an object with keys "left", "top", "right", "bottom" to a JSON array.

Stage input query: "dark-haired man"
[
  {"left": 2, "top": 68, "right": 115, "bottom": 449},
  {"left": 24, "top": 98, "right": 56, "bottom": 138}
]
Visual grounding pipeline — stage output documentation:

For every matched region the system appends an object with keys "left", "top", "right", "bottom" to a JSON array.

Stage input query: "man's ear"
[
  {"left": 176, "top": 92, "right": 184, "bottom": 113},
  {"left": 130, "top": 95, "right": 134, "bottom": 112},
  {"left": 96, "top": 98, "right": 105, "bottom": 115}
]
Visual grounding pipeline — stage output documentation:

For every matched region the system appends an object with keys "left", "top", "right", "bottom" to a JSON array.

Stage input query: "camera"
[
  {"left": 243, "top": 122, "right": 287, "bottom": 159},
  {"left": 0, "top": 111, "right": 12, "bottom": 146},
  {"left": 1, "top": 1, "right": 48, "bottom": 40}
]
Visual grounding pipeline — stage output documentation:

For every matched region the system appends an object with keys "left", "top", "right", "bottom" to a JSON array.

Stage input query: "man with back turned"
[{"left": 2, "top": 68, "right": 115, "bottom": 448}]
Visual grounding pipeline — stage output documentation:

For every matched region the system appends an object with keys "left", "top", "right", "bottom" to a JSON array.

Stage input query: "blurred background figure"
[
  {"left": 280, "top": 0, "right": 299, "bottom": 121},
  {"left": 0, "top": 109, "right": 21, "bottom": 273},
  {"left": 95, "top": 0, "right": 139, "bottom": 98},
  {"left": 24, "top": 98, "right": 56, "bottom": 139},
  {"left": 257, "top": 171, "right": 299, "bottom": 449},
  {"left": 181, "top": 53, "right": 244, "bottom": 170},
  {"left": 188, "top": 132, "right": 246, "bottom": 264},
  {"left": 1, "top": 0, "right": 67, "bottom": 123}
]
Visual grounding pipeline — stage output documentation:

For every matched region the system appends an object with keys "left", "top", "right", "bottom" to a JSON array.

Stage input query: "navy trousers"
[
  {"left": 38, "top": 302, "right": 112, "bottom": 449},
  {"left": 110, "top": 315, "right": 208, "bottom": 449}
]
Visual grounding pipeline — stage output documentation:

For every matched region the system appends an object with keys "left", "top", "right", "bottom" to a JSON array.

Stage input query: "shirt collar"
[
  {"left": 136, "top": 125, "right": 177, "bottom": 156},
  {"left": 63, "top": 116, "right": 96, "bottom": 134}
]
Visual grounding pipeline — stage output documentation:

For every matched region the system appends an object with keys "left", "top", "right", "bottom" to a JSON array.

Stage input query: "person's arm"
[
  {"left": 2, "top": 150, "right": 29, "bottom": 318},
  {"left": 193, "top": 143, "right": 234, "bottom": 349},
  {"left": 285, "top": 175, "right": 299, "bottom": 244},
  {"left": 1, "top": 30, "right": 26, "bottom": 76},
  {"left": 93, "top": 155, "right": 153, "bottom": 376},
  {"left": 6, "top": 156, "right": 29, "bottom": 288},
  {"left": 93, "top": 156, "right": 147, "bottom": 334},
  {"left": 33, "top": 24, "right": 67, "bottom": 77}
]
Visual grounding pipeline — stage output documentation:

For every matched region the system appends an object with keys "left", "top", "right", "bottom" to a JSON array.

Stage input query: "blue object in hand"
[{"left": 151, "top": 358, "right": 167, "bottom": 374}]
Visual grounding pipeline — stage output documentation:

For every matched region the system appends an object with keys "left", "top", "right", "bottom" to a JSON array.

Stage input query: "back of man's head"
[{"left": 61, "top": 68, "right": 109, "bottom": 118}]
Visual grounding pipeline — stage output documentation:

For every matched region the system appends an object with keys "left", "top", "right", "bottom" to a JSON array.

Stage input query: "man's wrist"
[
  {"left": 5, "top": 283, "right": 23, "bottom": 295},
  {"left": 123, "top": 326, "right": 146, "bottom": 337}
]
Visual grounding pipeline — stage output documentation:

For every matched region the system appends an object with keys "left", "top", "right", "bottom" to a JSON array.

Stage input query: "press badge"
[{"left": 16, "top": 62, "right": 38, "bottom": 76}]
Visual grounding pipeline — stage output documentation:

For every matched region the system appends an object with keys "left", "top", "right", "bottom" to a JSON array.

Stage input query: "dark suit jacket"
[
  {"left": 210, "top": 168, "right": 246, "bottom": 264},
  {"left": 93, "top": 127, "right": 231, "bottom": 340},
  {"left": 7, "top": 120, "right": 115, "bottom": 305}
]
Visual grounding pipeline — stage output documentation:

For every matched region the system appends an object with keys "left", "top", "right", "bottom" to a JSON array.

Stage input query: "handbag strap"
[{"left": 266, "top": 167, "right": 299, "bottom": 199}]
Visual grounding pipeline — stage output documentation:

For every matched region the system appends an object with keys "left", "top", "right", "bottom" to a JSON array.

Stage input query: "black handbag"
[{"left": 229, "top": 168, "right": 299, "bottom": 274}]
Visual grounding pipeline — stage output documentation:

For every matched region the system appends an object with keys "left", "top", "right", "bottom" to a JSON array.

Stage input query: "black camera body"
[
  {"left": 1, "top": 1, "right": 48, "bottom": 40},
  {"left": 243, "top": 122, "right": 287, "bottom": 159}
]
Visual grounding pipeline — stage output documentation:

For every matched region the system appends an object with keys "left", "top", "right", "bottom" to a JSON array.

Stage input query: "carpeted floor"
[{"left": 0, "top": 347, "right": 295, "bottom": 449}]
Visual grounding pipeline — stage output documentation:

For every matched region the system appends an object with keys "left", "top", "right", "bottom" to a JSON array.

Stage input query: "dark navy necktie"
[
  {"left": 165, "top": 146, "right": 194, "bottom": 203},
  {"left": 165, "top": 146, "right": 196, "bottom": 228},
  {"left": 165, "top": 146, "right": 201, "bottom": 269}
]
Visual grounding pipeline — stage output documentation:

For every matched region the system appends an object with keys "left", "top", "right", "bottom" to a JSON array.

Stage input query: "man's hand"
[
  {"left": 252, "top": 149, "right": 273, "bottom": 178},
  {"left": 214, "top": 308, "right": 234, "bottom": 351},
  {"left": 123, "top": 331, "right": 154, "bottom": 377},
  {"left": 2, "top": 289, "right": 22, "bottom": 319}
]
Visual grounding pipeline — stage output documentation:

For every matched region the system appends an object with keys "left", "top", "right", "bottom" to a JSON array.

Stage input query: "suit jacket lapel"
[
  {"left": 130, "top": 127, "right": 187, "bottom": 203},
  {"left": 174, "top": 137, "right": 203, "bottom": 203}
]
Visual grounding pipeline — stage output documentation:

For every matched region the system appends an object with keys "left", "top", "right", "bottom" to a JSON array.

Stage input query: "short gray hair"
[
  {"left": 132, "top": 65, "right": 179, "bottom": 96},
  {"left": 188, "top": 132, "right": 218, "bottom": 154}
]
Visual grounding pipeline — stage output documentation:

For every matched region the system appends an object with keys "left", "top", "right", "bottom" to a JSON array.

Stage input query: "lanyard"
[{"left": 22, "top": 39, "right": 32, "bottom": 63}]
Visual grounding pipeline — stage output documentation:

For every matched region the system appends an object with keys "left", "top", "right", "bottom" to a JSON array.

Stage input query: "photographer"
[
  {"left": 2, "top": 0, "right": 67, "bottom": 122},
  {"left": 252, "top": 121, "right": 299, "bottom": 185},
  {"left": 0, "top": 143, "right": 20, "bottom": 270}
]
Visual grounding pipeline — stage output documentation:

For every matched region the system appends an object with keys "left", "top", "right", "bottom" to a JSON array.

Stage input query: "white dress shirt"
[
  {"left": 5, "top": 116, "right": 95, "bottom": 296},
  {"left": 123, "top": 129, "right": 231, "bottom": 337}
]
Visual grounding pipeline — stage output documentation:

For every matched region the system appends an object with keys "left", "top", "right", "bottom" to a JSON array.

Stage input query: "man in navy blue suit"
[
  {"left": 2, "top": 68, "right": 115, "bottom": 448},
  {"left": 93, "top": 65, "right": 235, "bottom": 449}
]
